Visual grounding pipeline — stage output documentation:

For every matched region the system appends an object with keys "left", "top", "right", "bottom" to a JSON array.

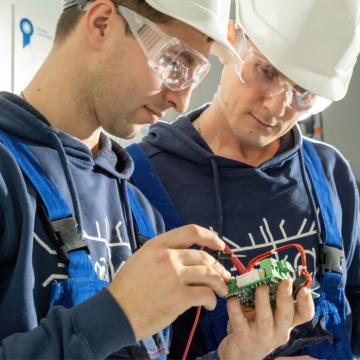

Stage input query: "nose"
[
  {"left": 262, "top": 90, "right": 291, "bottom": 118},
  {"left": 163, "top": 86, "right": 193, "bottom": 114}
]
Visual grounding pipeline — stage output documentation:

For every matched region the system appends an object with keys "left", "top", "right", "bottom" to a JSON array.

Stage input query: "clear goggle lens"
[
  {"left": 117, "top": 5, "right": 210, "bottom": 91},
  {"left": 234, "top": 33, "right": 332, "bottom": 117}
]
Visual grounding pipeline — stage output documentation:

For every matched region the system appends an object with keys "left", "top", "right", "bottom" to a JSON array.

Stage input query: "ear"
[
  {"left": 219, "top": 20, "right": 237, "bottom": 65},
  {"left": 84, "top": 0, "right": 117, "bottom": 52}
]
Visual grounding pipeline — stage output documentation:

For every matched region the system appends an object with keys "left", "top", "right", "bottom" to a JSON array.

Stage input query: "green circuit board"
[{"left": 225, "top": 258, "right": 319, "bottom": 308}]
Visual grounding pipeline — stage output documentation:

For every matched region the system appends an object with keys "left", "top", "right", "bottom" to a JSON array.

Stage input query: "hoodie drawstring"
[
  {"left": 48, "top": 131, "right": 84, "bottom": 234},
  {"left": 210, "top": 158, "right": 224, "bottom": 239},
  {"left": 48, "top": 131, "right": 138, "bottom": 253}
]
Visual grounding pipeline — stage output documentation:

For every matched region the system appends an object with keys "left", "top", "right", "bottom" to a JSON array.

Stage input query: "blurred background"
[{"left": 1, "top": 0, "right": 360, "bottom": 188}]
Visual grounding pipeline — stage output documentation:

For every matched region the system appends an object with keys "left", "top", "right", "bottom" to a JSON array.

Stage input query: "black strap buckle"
[
  {"left": 133, "top": 216, "right": 149, "bottom": 249},
  {"left": 319, "top": 242, "right": 343, "bottom": 275},
  {"left": 38, "top": 206, "right": 89, "bottom": 263}
]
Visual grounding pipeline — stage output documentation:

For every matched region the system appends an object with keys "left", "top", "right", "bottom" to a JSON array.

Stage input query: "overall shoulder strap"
[
  {"left": 126, "top": 143, "right": 183, "bottom": 231},
  {"left": 126, "top": 184, "right": 157, "bottom": 240},
  {"left": 302, "top": 138, "right": 343, "bottom": 282},
  {"left": 0, "top": 129, "right": 71, "bottom": 220},
  {"left": 302, "top": 138, "right": 342, "bottom": 248},
  {"left": 301, "top": 142, "right": 352, "bottom": 359},
  {"left": 0, "top": 129, "right": 88, "bottom": 264}
]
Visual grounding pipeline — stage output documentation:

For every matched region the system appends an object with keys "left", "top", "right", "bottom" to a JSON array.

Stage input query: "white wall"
[
  {"left": 0, "top": 0, "right": 63, "bottom": 92},
  {"left": 320, "top": 63, "right": 360, "bottom": 182}
]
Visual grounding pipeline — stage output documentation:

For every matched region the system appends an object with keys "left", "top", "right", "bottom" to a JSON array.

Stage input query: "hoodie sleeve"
[
  {"left": 0, "top": 289, "right": 135, "bottom": 359},
  {"left": 0, "top": 144, "right": 138, "bottom": 359},
  {"left": 0, "top": 288, "right": 136, "bottom": 359},
  {"left": 313, "top": 140, "right": 360, "bottom": 355}
]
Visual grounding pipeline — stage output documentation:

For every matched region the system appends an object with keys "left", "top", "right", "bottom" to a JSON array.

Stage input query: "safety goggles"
[
  {"left": 118, "top": 6, "right": 212, "bottom": 91},
  {"left": 81, "top": 2, "right": 211, "bottom": 91},
  {"left": 234, "top": 32, "right": 331, "bottom": 116}
]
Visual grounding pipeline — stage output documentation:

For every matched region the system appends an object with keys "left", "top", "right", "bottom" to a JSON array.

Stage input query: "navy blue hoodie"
[
  {"left": 136, "top": 105, "right": 360, "bottom": 359},
  {"left": 0, "top": 92, "right": 165, "bottom": 359}
]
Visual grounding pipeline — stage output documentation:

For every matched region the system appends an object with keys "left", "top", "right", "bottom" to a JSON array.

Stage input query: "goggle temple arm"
[{"left": 117, "top": 6, "right": 170, "bottom": 61}]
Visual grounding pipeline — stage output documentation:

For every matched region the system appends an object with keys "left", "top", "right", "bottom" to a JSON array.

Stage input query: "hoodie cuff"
[{"left": 69, "top": 287, "right": 136, "bottom": 358}]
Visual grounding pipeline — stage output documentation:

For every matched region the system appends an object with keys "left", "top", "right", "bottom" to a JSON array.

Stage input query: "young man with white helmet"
[
  {"left": 128, "top": 0, "right": 360, "bottom": 359},
  {"left": 0, "top": 0, "right": 316, "bottom": 359}
]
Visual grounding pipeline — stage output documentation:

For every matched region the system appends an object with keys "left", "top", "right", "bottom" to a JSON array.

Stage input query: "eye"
[
  {"left": 163, "top": 61, "right": 188, "bottom": 83},
  {"left": 261, "top": 66, "right": 278, "bottom": 79},
  {"left": 252, "top": 61, "right": 279, "bottom": 81},
  {"left": 293, "top": 85, "right": 312, "bottom": 99},
  {"left": 168, "top": 60, "right": 182, "bottom": 72}
]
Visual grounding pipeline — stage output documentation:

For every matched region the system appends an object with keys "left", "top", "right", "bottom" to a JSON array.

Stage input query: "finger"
[
  {"left": 184, "top": 286, "right": 218, "bottom": 310},
  {"left": 226, "top": 297, "right": 249, "bottom": 335},
  {"left": 227, "top": 319, "right": 233, "bottom": 334},
  {"left": 174, "top": 249, "right": 232, "bottom": 281},
  {"left": 292, "top": 287, "right": 315, "bottom": 326},
  {"left": 254, "top": 285, "right": 274, "bottom": 335},
  {"left": 156, "top": 224, "right": 225, "bottom": 250},
  {"left": 182, "top": 265, "right": 230, "bottom": 297},
  {"left": 273, "top": 279, "right": 295, "bottom": 334},
  {"left": 175, "top": 249, "right": 223, "bottom": 266}
]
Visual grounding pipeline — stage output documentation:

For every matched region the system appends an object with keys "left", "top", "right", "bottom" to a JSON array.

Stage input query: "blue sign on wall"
[{"left": 20, "top": 18, "right": 34, "bottom": 48}]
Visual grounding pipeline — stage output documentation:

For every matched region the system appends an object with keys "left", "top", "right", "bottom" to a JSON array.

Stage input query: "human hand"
[
  {"left": 108, "top": 225, "right": 231, "bottom": 341},
  {"left": 218, "top": 279, "right": 314, "bottom": 360}
]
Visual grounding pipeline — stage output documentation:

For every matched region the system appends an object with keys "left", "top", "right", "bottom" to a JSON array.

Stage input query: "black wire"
[{"left": 206, "top": 250, "right": 233, "bottom": 260}]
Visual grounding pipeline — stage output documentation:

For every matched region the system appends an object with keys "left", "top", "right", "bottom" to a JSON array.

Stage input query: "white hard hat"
[
  {"left": 236, "top": 0, "right": 360, "bottom": 101},
  {"left": 145, "top": 0, "right": 240, "bottom": 64},
  {"left": 63, "top": 0, "right": 240, "bottom": 64}
]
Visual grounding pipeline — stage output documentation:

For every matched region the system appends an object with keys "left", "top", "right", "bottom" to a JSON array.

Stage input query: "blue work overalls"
[
  {"left": 0, "top": 130, "right": 169, "bottom": 360},
  {"left": 126, "top": 139, "right": 352, "bottom": 360}
]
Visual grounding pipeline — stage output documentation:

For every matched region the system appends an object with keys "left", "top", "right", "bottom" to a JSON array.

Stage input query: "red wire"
[
  {"left": 245, "top": 244, "right": 312, "bottom": 288},
  {"left": 182, "top": 305, "right": 202, "bottom": 360},
  {"left": 182, "top": 245, "right": 206, "bottom": 360},
  {"left": 224, "top": 243, "right": 246, "bottom": 274}
]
